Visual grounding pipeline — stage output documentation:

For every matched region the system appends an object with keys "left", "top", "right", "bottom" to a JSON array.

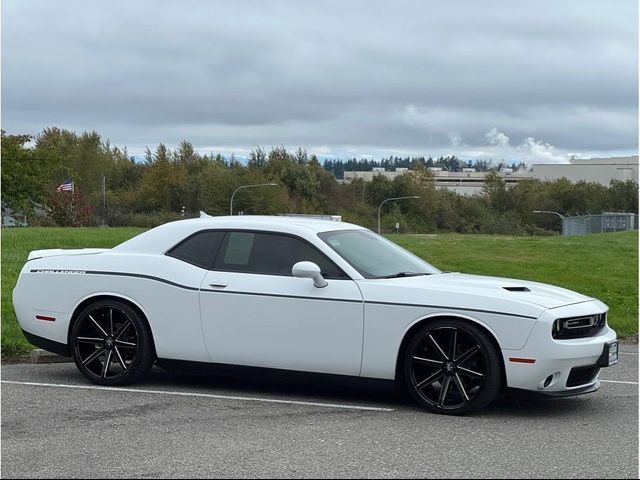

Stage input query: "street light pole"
[
  {"left": 230, "top": 183, "right": 278, "bottom": 215},
  {"left": 532, "top": 210, "right": 565, "bottom": 220},
  {"left": 378, "top": 196, "right": 420, "bottom": 234},
  {"left": 532, "top": 210, "right": 566, "bottom": 235}
]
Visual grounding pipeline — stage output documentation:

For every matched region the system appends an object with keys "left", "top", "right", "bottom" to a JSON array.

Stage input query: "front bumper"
[
  {"left": 509, "top": 382, "right": 601, "bottom": 399},
  {"left": 503, "top": 301, "right": 617, "bottom": 395}
]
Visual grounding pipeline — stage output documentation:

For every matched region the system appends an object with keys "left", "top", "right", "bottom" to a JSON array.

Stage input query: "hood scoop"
[{"left": 503, "top": 286, "right": 531, "bottom": 292}]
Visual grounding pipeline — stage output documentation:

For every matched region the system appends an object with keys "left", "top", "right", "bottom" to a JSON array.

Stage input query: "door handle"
[{"left": 208, "top": 283, "right": 228, "bottom": 289}]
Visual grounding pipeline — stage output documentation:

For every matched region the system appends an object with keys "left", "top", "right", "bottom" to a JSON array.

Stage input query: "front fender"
[{"left": 360, "top": 302, "right": 539, "bottom": 380}]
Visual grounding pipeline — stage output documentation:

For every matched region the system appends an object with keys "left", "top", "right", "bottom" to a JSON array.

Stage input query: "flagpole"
[{"left": 71, "top": 179, "right": 75, "bottom": 225}]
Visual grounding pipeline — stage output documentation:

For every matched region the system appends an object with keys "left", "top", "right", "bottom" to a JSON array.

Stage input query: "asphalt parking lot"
[{"left": 2, "top": 345, "right": 638, "bottom": 479}]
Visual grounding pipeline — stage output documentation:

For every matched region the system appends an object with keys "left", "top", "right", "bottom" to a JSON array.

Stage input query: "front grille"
[
  {"left": 566, "top": 365, "right": 600, "bottom": 388},
  {"left": 552, "top": 313, "right": 607, "bottom": 340}
]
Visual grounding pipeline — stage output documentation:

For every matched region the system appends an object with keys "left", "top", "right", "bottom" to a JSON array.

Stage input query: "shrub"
[{"left": 47, "top": 191, "right": 93, "bottom": 227}]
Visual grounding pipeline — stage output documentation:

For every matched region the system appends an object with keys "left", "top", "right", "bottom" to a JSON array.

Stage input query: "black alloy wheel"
[
  {"left": 404, "top": 319, "right": 502, "bottom": 415},
  {"left": 71, "top": 300, "right": 154, "bottom": 386}
]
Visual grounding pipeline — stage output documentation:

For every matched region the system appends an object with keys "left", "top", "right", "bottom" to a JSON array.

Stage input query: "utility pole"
[{"left": 101, "top": 175, "right": 106, "bottom": 226}]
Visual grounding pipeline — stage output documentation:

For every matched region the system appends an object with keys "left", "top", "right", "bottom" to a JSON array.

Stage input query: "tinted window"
[
  {"left": 214, "top": 232, "right": 347, "bottom": 279},
  {"left": 167, "top": 231, "right": 225, "bottom": 269},
  {"left": 318, "top": 229, "right": 440, "bottom": 278},
  {"left": 223, "top": 232, "right": 254, "bottom": 265}
]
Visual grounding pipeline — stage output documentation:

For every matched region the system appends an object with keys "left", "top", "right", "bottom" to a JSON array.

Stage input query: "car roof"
[
  {"left": 196, "top": 215, "right": 361, "bottom": 232},
  {"left": 113, "top": 216, "right": 366, "bottom": 254}
]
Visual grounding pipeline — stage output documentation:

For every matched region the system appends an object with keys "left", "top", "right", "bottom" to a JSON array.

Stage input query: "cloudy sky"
[{"left": 2, "top": 0, "right": 638, "bottom": 163}]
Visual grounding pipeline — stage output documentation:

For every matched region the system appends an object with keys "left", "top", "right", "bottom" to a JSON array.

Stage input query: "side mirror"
[{"left": 292, "top": 261, "right": 328, "bottom": 288}]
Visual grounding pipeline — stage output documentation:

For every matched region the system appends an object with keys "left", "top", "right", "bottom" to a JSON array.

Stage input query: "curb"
[
  {"left": 622, "top": 333, "right": 639, "bottom": 345},
  {"left": 29, "top": 349, "right": 73, "bottom": 364},
  {"left": 625, "top": 333, "right": 638, "bottom": 345}
]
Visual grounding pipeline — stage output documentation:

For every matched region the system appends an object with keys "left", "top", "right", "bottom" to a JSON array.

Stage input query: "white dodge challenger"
[{"left": 13, "top": 216, "right": 619, "bottom": 414}]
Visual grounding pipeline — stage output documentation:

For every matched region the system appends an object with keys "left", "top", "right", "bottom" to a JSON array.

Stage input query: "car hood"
[{"left": 357, "top": 272, "right": 593, "bottom": 313}]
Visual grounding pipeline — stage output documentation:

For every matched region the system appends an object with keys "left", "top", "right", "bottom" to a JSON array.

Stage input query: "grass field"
[
  {"left": 2, "top": 228, "right": 145, "bottom": 356},
  {"left": 1, "top": 228, "right": 637, "bottom": 356}
]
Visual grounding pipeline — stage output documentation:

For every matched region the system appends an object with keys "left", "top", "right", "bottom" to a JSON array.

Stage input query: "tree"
[
  {"left": 483, "top": 171, "right": 514, "bottom": 213},
  {"left": 4, "top": 125, "right": 637, "bottom": 233},
  {"left": 608, "top": 180, "right": 638, "bottom": 213},
  {"left": 174, "top": 140, "right": 199, "bottom": 165},
  {"left": 1, "top": 131, "right": 58, "bottom": 214},
  {"left": 136, "top": 144, "right": 187, "bottom": 212},
  {"left": 248, "top": 147, "right": 267, "bottom": 170}
]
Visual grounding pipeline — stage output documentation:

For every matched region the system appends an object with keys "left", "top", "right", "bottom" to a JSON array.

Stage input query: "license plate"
[{"left": 607, "top": 340, "right": 619, "bottom": 366}]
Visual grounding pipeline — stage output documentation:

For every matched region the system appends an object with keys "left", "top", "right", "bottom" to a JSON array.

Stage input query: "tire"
[
  {"left": 403, "top": 318, "right": 502, "bottom": 415},
  {"left": 71, "top": 299, "right": 155, "bottom": 386}
]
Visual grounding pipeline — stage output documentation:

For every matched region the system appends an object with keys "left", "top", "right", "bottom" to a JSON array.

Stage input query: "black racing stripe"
[
  {"left": 201, "top": 289, "right": 536, "bottom": 318},
  {"left": 30, "top": 269, "right": 536, "bottom": 318},
  {"left": 200, "top": 288, "right": 362, "bottom": 304},
  {"left": 364, "top": 300, "right": 537, "bottom": 319},
  {"left": 85, "top": 270, "right": 201, "bottom": 291}
]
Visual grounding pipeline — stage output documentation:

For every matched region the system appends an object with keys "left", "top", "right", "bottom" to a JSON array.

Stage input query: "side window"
[
  {"left": 214, "top": 232, "right": 347, "bottom": 279},
  {"left": 222, "top": 232, "right": 254, "bottom": 265},
  {"left": 166, "top": 231, "right": 225, "bottom": 269}
]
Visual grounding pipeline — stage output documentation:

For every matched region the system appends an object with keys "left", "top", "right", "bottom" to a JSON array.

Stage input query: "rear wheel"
[
  {"left": 71, "top": 300, "right": 154, "bottom": 386},
  {"left": 403, "top": 319, "right": 502, "bottom": 415}
]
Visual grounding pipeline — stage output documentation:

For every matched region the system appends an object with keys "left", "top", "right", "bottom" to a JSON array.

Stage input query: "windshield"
[{"left": 318, "top": 229, "right": 441, "bottom": 279}]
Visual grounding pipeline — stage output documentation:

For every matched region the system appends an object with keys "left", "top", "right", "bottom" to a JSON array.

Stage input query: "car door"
[{"left": 199, "top": 230, "right": 364, "bottom": 376}]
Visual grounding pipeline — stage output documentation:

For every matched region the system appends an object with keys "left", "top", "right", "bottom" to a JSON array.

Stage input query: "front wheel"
[
  {"left": 403, "top": 319, "right": 502, "bottom": 415},
  {"left": 71, "top": 300, "right": 154, "bottom": 386}
]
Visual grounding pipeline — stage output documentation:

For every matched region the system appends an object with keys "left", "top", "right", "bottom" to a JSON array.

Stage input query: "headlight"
[{"left": 552, "top": 313, "right": 606, "bottom": 339}]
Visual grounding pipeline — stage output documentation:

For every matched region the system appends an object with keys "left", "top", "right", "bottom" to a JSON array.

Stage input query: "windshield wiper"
[{"left": 376, "top": 271, "right": 431, "bottom": 279}]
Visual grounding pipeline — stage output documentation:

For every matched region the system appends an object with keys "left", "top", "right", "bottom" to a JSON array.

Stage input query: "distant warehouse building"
[
  {"left": 342, "top": 155, "right": 638, "bottom": 195},
  {"left": 343, "top": 168, "right": 533, "bottom": 196},
  {"left": 532, "top": 156, "right": 638, "bottom": 185}
]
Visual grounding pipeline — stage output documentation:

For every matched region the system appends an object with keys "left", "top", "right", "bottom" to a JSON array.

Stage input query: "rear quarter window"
[{"left": 166, "top": 231, "right": 225, "bottom": 269}]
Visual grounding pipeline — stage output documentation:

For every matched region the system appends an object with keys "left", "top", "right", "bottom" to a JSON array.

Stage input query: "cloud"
[
  {"left": 1, "top": 0, "right": 637, "bottom": 161},
  {"left": 469, "top": 128, "right": 569, "bottom": 164},
  {"left": 485, "top": 128, "right": 510, "bottom": 148},
  {"left": 448, "top": 132, "right": 463, "bottom": 148},
  {"left": 517, "top": 137, "right": 567, "bottom": 164},
  {"left": 310, "top": 145, "right": 334, "bottom": 156},
  {"left": 402, "top": 105, "right": 422, "bottom": 128}
]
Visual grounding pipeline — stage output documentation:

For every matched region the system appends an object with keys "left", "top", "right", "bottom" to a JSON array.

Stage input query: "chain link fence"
[{"left": 562, "top": 212, "right": 638, "bottom": 236}]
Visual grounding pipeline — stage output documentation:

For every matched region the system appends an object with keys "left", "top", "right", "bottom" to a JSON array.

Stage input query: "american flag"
[{"left": 57, "top": 179, "right": 74, "bottom": 192}]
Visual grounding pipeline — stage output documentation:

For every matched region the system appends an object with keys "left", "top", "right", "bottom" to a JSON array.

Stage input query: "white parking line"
[
  {"left": 620, "top": 352, "right": 638, "bottom": 355},
  {"left": 600, "top": 380, "right": 639, "bottom": 385},
  {"left": 0, "top": 380, "right": 394, "bottom": 412}
]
